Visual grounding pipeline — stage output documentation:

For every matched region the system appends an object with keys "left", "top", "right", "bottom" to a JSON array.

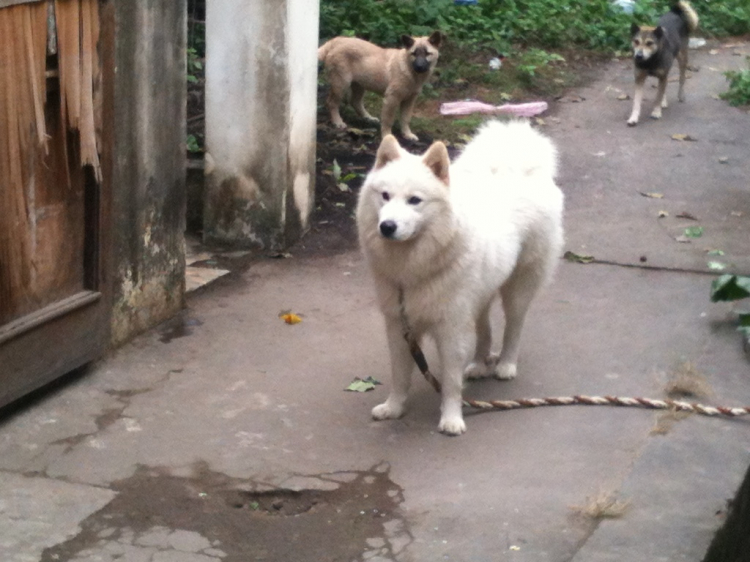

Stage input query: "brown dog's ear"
[
  {"left": 653, "top": 26, "right": 664, "bottom": 39},
  {"left": 422, "top": 141, "right": 450, "bottom": 185},
  {"left": 428, "top": 31, "right": 445, "bottom": 48},
  {"left": 401, "top": 35, "right": 415, "bottom": 49},
  {"left": 375, "top": 135, "right": 402, "bottom": 169},
  {"left": 630, "top": 23, "right": 640, "bottom": 37}
]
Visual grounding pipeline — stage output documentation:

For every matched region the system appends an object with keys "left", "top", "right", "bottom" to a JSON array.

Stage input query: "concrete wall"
[
  {"left": 111, "top": 0, "right": 187, "bottom": 345},
  {"left": 203, "top": 0, "right": 319, "bottom": 250}
]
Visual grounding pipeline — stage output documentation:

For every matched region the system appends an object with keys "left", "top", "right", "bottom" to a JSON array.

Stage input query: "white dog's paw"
[
  {"left": 465, "top": 353, "right": 501, "bottom": 380},
  {"left": 495, "top": 362, "right": 517, "bottom": 380},
  {"left": 333, "top": 121, "right": 348, "bottom": 129},
  {"left": 438, "top": 415, "right": 466, "bottom": 436},
  {"left": 464, "top": 361, "right": 490, "bottom": 379},
  {"left": 650, "top": 109, "right": 662, "bottom": 120},
  {"left": 402, "top": 132, "right": 419, "bottom": 142},
  {"left": 364, "top": 115, "right": 380, "bottom": 124},
  {"left": 372, "top": 401, "right": 405, "bottom": 420},
  {"left": 627, "top": 117, "right": 638, "bottom": 127}
]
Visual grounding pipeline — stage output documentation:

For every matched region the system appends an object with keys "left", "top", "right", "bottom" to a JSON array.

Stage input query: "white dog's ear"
[
  {"left": 422, "top": 141, "right": 450, "bottom": 185},
  {"left": 375, "top": 135, "right": 401, "bottom": 169}
]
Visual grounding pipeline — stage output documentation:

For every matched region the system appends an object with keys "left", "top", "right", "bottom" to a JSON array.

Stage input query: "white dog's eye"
[
  {"left": 408, "top": 196, "right": 422, "bottom": 205},
  {"left": 382, "top": 192, "right": 390, "bottom": 201}
]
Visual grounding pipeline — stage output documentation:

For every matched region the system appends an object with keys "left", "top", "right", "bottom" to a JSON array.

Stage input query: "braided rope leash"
[
  {"left": 462, "top": 395, "right": 750, "bottom": 417},
  {"left": 396, "top": 288, "right": 750, "bottom": 419}
]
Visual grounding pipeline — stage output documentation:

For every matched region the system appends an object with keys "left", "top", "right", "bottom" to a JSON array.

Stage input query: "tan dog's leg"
[
  {"left": 325, "top": 70, "right": 349, "bottom": 129},
  {"left": 350, "top": 83, "right": 379, "bottom": 124},
  {"left": 651, "top": 75, "right": 668, "bottom": 119},
  {"left": 380, "top": 93, "right": 399, "bottom": 138},
  {"left": 398, "top": 94, "right": 419, "bottom": 142},
  {"left": 627, "top": 72, "right": 647, "bottom": 126},
  {"left": 677, "top": 47, "right": 688, "bottom": 102}
]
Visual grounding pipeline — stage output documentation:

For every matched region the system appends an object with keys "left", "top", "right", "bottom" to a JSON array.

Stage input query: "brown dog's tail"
[{"left": 673, "top": 0, "right": 699, "bottom": 32}]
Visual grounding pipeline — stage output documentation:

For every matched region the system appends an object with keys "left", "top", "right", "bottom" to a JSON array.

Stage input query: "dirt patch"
[{"left": 41, "top": 462, "right": 411, "bottom": 562}]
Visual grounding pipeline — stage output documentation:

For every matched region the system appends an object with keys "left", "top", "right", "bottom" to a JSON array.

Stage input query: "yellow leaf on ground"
[{"left": 280, "top": 313, "right": 302, "bottom": 325}]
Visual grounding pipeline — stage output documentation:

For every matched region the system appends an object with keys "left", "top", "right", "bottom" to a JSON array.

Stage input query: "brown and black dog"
[
  {"left": 627, "top": 1, "right": 699, "bottom": 126},
  {"left": 318, "top": 32, "right": 445, "bottom": 141}
]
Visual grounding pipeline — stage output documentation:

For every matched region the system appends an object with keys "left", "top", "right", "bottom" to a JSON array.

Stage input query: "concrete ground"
[{"left": 1, "top": 41, "right": 749, "bottom": 562}]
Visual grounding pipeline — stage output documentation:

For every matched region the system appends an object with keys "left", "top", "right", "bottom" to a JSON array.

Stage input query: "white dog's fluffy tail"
[{"left": 454, "top": 120, "right": 558, "bottom": 180}]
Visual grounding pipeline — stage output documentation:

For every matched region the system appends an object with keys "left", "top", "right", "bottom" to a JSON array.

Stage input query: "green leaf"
[
  {"left": 707, "top": 249, "right": 725, "bottom": 256},
  {"left": 332, "top": 159, "right": 342, "bottom": 182},
  {"left": 345, "top": 376, "right": 382, "bottom": 392},
  {"left": 684, "top": 226, "right": 704, "bottom": 238},
  {"left": 707, "top": 261, "right": 726, "bottom": 271},
  {"left": 563, "top": 251, "right": 594, "bottom": 264},
  {"left": 710, "top": 275, "right": 750, "bottom": 302}
]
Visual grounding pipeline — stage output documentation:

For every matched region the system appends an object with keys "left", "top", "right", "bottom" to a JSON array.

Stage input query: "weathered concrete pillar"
[
  {"left": 111, "top": 0, "right": 187, "bottom": 345},
  {"left": 203, "top": 0, "right": 319, "bottom": 250}
]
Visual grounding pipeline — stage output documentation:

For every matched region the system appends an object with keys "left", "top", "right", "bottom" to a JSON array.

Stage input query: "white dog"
[{"left": 356, "top": 120, "right": 564, "bottom": 435}]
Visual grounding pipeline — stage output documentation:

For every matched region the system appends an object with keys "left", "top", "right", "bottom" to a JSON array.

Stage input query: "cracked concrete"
[{"left": 1, "top": 41, "right": 749, "bottom": 562}]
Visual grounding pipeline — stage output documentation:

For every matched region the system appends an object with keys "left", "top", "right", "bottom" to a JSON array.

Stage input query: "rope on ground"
[{"left": 461, "top": 395, "right": 750, "bottom": 418}]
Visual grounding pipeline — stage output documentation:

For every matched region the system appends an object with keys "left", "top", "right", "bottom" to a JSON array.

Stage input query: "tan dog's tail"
[
  {"left": 317, "top": 39, "right": 334, "bottom": 63},
  {"left": 674, "top": 0, "right": 699, "bottom": 32}
]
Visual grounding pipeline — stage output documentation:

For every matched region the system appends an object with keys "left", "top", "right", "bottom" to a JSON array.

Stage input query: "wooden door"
[{"left": 0, "top": 0, "right": 111, "bottom": 408}]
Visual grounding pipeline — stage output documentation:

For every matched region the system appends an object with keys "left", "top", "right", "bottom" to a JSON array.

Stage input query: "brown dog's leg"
[
  {"left": 398, "top": 94, "right": 419, "bottom": 142},
  {"left": 627, "top": 72, "right": 647, "bottom": 126},
  {"left": 651, "top": 75, "right": 668, "bottom": 119},
  {"left": 350, "top": 83, "right": 379, "bottom": 123},
  {"left": 677, "top": 47, "right": 688, "bottom": 102}
]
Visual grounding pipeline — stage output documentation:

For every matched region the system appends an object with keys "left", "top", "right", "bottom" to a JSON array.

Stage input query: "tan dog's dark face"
[
  {"left": 401, "top": 31, "right": 444, "bottom": 74},
  {"left": 631, "top": 24, "right": 663, "bottom": 64}
]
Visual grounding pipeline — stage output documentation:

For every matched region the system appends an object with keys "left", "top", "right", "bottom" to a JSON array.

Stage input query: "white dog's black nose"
[{"left": 379, "top": 220, "right": 397, "bottom": 238}]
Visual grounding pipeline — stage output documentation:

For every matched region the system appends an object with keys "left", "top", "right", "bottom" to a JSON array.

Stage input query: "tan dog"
[
  {"left": 627, "top": 1, "right": 699, "bottom": 126},
  {"left": 318, "top": 32, "right": 444, "bottom": 141}
]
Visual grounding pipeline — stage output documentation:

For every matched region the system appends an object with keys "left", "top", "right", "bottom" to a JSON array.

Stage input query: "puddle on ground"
[{"left": 41, "top": 461, "right": 412, "bottom": 562}]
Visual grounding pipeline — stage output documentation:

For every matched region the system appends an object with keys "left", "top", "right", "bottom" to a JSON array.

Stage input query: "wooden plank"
[
  {"left": 0, "top": 0, "right": 43, "bottom": 9},
  {"left": 0, "top": 290, "right": 100, "bottom": 345},
  {"left": 0, "top": 293, "right": 107, "bottom": 408}
]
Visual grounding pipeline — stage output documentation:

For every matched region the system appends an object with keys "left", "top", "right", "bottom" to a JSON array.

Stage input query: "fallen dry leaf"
[
  {"left": 671, "top": 133, "right": 698, "bottom": 141},
  {"left": 675, "top": 235, "right": 692, "bottom": 243},
  {"left": 709, "top": 49, "right": 719, "bottom": 55},
  {"left": 279, "top": 312, "right": 302, "bottom": 325},
  {"left": 718, "top": 156, "right": 729, "bottom": 164},
  {"left": 658, "top": 210, "right": 669, "bottom": 218},
  {"left": 640, "top": 191, "right": 664, "bottom": 199},
  {"left": 617, "top": 93, "right": 630, "bottom": 101}
]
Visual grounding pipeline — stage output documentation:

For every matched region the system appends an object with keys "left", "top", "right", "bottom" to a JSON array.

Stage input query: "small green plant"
[
  {"left": 710, "top": 275, "right": 750, "bottom": 339},
  {"left": 516, "top": 48, "right": 565, "bottom": 82},
  {"left": 720, "top": 57, "right": 750, "bottom": 107},
  {"left": 187, "top": 47, "right": 203, "bottom": 84},
  {"left": 186, "top": 134, "right": 201, "bottom": 153}
]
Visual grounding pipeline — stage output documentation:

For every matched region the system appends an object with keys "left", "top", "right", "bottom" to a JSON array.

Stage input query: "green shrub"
[
  {"left": 319, "top": 0, "right": 750, "bottom": 54},
  {"left": 720, "top": 58, "right": 750, "bottom": 107}
]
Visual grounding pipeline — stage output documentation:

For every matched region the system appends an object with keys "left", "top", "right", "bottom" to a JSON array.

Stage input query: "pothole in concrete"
[{"left": 41, "top": 461, "right": 412, "bottom": 562}]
